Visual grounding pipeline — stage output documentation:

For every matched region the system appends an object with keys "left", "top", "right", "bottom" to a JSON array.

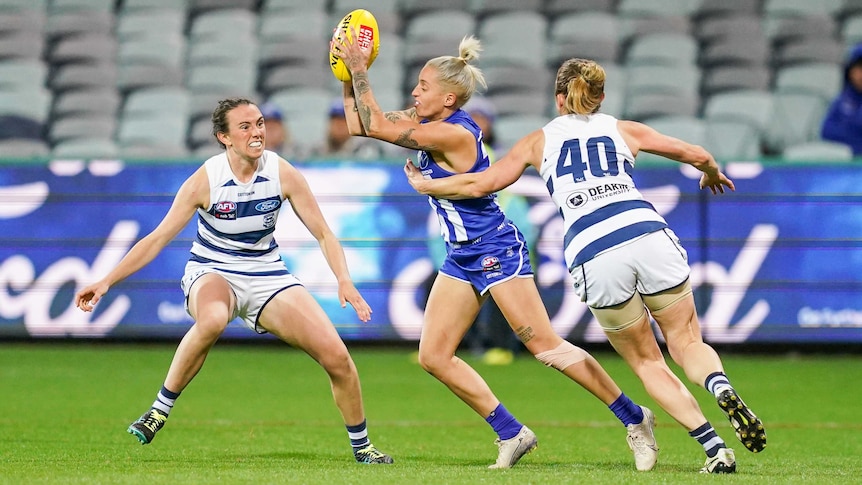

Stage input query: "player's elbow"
[{"left": 468, "top": 180, "right": 496, "bottom": 198}]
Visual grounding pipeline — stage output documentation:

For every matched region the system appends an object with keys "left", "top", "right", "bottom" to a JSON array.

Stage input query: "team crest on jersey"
[
  {"left": 263, "top": 213, "right": 275, "bottom": 228},
  {"left": 566, "top": 191, "right": 589, "bottom": 209},
  {"left": 481, "top": 255, "right": 501, "bottom": 272},
  {"left": 213, "top": 201, "right": 237, "bottom": 219}
]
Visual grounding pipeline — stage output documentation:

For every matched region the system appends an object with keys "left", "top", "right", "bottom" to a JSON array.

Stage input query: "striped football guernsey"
[
  {"left": 539, "top": 113, "right": 668, "bottom": 271},
  {"left": 189, "top": 150, "right": 287, "bottom": 274},
  {"left": 415, "top": 109, "right": 505, "bottom": 243}
]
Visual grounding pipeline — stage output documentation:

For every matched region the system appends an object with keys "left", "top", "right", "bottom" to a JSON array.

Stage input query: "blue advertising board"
[{"left": 0, "top": 159, "right": 860, "bottom": 343}]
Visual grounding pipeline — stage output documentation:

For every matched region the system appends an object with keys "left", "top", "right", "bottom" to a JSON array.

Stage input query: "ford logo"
[{"left": 255, "top": 200, "right": 280, "bottom": 212}]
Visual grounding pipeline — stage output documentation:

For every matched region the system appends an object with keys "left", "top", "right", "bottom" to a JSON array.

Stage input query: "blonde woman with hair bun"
[{"left": 334, "top": 35, "right": 658, "bottom": 471}]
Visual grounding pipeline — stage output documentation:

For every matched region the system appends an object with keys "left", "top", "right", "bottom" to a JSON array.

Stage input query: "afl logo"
[
  {"left": 215, "top": 201, "right": 236, "bottom": 213},
  {"left": 481, "top": 255, "right": 501, "bottom": 272},
  {"left": 566, "top": 191, "right": 589, "bottom": 209},
  {"left": 255, "top": 200, "right": 280, "bottom": 212}
]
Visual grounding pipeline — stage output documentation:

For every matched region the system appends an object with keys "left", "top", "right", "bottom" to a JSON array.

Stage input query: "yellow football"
[{"left": 329, "top": 9, "right": 380, "bottom": 82}]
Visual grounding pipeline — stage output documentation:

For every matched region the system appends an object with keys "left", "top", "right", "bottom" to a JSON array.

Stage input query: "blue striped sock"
[
  {"left": 485, "top": 403, "right": 523, "bottom": 440},
  {"left": 689, "top": 422, "right": 726, "bottom": 458},
  {"left": 347, "top": 420, "right": 370, "bottom": 452},
  {"left": 705, "top": 372, "right": 732, "bottom": 398},
  {"left": 151, "top": 385, "right": 180, "bottom": 415},
  {"left": 608, "top": 393, "right": 644, "bottom": 426}
]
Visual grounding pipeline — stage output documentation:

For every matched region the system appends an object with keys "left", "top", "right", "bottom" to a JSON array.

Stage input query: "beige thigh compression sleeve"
[
  {"left": 535, "top": 340, "right": 588, "bottom": 371},
  {"left": 590, "top": 292, "right": 649, "bottom": 333},
  {"left": 642, "top": 279, "right": 692, "bottom": 313}
]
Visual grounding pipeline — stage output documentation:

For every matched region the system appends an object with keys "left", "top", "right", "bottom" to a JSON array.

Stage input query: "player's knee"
[
  {"left": 320, "top": 346, "right": 355, "bottom": 378},
  {"left": 192, "top": 315, "right": 229, "bottom": 340},
  {"left": 535, "top": 340, "right": 588, "bottom": 371}
]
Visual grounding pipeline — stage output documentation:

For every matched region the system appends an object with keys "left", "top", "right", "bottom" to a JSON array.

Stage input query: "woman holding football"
[
  {"left": 74, "top": 98, "right": 392, "bottom": 465},
  {"left": 404, "top": 57, "right": 767, "bottom": 474},
  {"left": 332, "top": 34, "right": 659, "bottom": 470}
]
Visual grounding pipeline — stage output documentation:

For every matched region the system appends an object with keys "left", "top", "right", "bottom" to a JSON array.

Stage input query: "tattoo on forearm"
[
  {"left": 384, "top": 112, "right": 402, "bottom": 122},
  {"left": 395, "top": 128, "right": 436, "bottom": 151},
  {"left": 353, "top": 72, "right": 370, "bottom": 97},
  {"left": 359, "top": 105, "right": 371, "bottom": 129}
]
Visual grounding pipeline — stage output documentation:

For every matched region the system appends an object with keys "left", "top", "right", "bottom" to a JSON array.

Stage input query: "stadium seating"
[{"left": 0, "top": 0, "right": 853, "bottom": 161}]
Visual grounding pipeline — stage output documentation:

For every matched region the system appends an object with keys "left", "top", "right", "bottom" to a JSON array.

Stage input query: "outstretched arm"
[
  {"left": 75, "top": 168, "right": 208, "bottom": 312},
  {"left": 617, "top": 120, "right": 735, "bottom": 194},
  {"left": 405, "top": 129, "right": 544, "bottom": 199},
  {"left": 279, "top": 159, "right": 372, "bottom": 322}
]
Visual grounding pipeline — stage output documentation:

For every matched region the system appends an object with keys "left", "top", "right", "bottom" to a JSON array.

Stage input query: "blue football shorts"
[{"left": 439, "top": 220, "right": 534, "bottom": 295}]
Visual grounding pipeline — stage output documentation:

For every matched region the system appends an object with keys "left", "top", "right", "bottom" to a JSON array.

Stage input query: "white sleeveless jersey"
[
  {"left": 539, "top": 113, "right": 668, "bottom": 271},
  {"left": 189, "top": 150, "right": 286, "bottom": 273}
]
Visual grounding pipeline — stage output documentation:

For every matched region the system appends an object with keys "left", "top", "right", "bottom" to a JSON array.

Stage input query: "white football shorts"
[
  {"left": 181, "top": 260, "right": 302, "bottom": 333},
  {"left": 569, "top": 228, "right": 690, "bottom": 309}
]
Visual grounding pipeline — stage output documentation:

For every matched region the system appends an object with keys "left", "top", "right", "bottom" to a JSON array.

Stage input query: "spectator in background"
[
  {"left": 259, "top": 102, "right": 290, "bottom": 155},
  {"left": 821, "top": 43, "right": 862, "bottom": 156},
  {"left": 312, "top": 99, "right": 407, "bottom": 160}
]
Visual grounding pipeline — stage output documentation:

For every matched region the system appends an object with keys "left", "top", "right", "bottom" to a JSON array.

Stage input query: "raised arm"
[
  {"left": 75, "top": 167, "right": 209, "bottom": 311},
  {"left": 405, "top": 128, "right": 544, "bottom": 199},
  {"left": 617, "top": 120, "right": 735, "bottom": 194},
  {"left": 278, "top": 159, "right": 372, "bottom": 322},
  {"left": 331, "top": 28, "right": 467, "bottom": 155}
]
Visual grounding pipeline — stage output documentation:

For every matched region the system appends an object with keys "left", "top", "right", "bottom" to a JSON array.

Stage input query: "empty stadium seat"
[
  {"left": 495, "top": 114, "right": 550, "bottom": 154},
  {"left": 625, "top": 33, "right": 699, "bottom": 66},
  {"left": 547, "top": 12, "right": 620, "bottom": 65},
  {"left": 705, "top": 120, "right": 762, "bottom": 160},
  {"left": 773, "top": 62, "right": 843, "bottom": 102},
  {"left": 782, "top": 140, "right": 854, "bottom": 161},
  {"left": 764, "top": 92, "right": 829, "bottom": 155},
  {"left": 703, "top": 90, "right": 774, "bottom": 150},
  {"left": 478, "top": 11, "right": 547, "bottom": 69},
  {"left": 52, "top": 88, "right": 120, "bottom": 118}
]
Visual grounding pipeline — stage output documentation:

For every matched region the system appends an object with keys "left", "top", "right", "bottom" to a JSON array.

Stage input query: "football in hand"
[{"left": 329, "top": 9, "right": 380, "bottom": 82}]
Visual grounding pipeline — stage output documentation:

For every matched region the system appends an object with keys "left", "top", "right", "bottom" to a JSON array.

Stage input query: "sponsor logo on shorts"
[
  {"left": 213, "top": 201, "right": 237, "bottom": 220},
  {"left": 481, "top": 255, "right": 501, "bottom": 272},
  {"left": 255, "top": 200, "right": 280, "bottom": 212}
]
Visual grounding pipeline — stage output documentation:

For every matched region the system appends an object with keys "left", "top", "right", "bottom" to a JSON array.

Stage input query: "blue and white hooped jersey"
[
  {"left": 415, "top": 109, "right": 505, "bottom": 243},
  {"left": 540, "top": 113, "right": 668, "bottom": 270},
  {"left": 189, "top": 150, "right": 285, "bottom": 270}
]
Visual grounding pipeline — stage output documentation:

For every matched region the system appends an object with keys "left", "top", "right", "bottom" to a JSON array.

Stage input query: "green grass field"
[{"left": 1, "top": 343, "right": 859, "bottom": 484}]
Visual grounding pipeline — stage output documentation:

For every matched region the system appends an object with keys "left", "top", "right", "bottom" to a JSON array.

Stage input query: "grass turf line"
[{"left": 0, "top": 343, "right": 859, "bottom": 484}]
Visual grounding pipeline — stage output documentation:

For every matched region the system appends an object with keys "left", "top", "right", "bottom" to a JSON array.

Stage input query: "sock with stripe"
[
  {"left": 705, "top": 372, "right": 733, "bottom": 398},
  {"left": 347, "top": 419, "right": 370, "bottom": 454},
  {"left": 608, "top": 392, "right": 644, "bottom": 427},
  {"left": 689, "top": 422, "right": 727, "bottom": 458},
  {"left": 151, "top": 385, "right": 180, "bottom": 416}
]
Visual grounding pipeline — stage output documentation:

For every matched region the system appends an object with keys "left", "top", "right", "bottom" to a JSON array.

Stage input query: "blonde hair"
[
  {"left": 554, "top": 58, "right": 605, "bottom": 115},
  {"left": 424, "top": 35, "right": 487, "bottom": 108}
]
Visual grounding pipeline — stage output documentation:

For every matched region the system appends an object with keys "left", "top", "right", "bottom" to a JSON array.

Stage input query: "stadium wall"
[{"left": 1, "top": 158, "right": 860, "bottom": 344}]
